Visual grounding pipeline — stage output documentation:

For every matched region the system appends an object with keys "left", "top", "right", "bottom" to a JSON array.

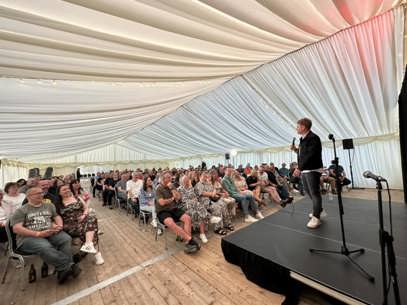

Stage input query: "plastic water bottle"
[{"left": 28, "top": 264, "right": 36, "bottom": 283}]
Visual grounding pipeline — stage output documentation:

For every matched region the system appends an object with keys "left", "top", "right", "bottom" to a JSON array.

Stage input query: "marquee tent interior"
[{"left": 0, "top": 0, "right": 405, "bottom": 189}]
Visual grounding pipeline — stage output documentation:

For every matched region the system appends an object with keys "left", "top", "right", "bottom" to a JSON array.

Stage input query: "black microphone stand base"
[{"left": 309, "top": 247, "right": 375, "bottom": 283}]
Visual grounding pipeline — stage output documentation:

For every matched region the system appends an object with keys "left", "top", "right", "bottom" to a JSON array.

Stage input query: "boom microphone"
[{"left": 363, "top": 170, "right": 387, "bottom": 182}]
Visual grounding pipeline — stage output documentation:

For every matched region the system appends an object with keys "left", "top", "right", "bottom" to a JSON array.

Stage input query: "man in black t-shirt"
[
  {"left": 156, "top": 171, "right": 200, "bottom": 254},
  {"left": 103, "top": 173, "right": 117, "bottom": 209}
]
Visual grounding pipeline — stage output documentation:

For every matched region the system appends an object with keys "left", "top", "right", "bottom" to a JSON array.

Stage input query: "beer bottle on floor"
[
  {"left": 28, "top": 264, "right": 36, "bottom": 283},
  {"left": 41, "top": 262, "right": 49, "bottom": 278}
]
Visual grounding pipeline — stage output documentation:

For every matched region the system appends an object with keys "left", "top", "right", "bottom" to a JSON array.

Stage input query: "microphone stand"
[
  {"left": 309, "top": 134, "right": 374, "bottom": 282},
  {"left": 376, "top": 180, "right": 401, "bottom": 305}
]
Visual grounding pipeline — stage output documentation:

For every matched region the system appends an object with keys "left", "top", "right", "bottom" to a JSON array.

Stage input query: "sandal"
[
  {"left": 214, "top": 228, "right": 228, "bottom": 235},
  {"left": 225, "top": 224, "right": 235, "bottom": 231}
]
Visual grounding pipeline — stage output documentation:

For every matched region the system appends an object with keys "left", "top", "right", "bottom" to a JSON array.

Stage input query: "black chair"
[{"left": 1, "top": 221, "right": 40, "bottom": 289}]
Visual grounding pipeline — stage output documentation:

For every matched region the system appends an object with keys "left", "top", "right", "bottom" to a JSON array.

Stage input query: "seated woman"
[
  {"left": 70, "top": 179, "right": 91, "bottom": 204},
  {"left": 232, "top": 172, "right": 252, "bottom": 196},
  {"left": 56, "top": 185, "right": 104, "bottom": 265},
  {"left": 0, "top": 189, "right": 9, "bottom": 243},
  {"left": 245, "top": 170, "right": 265, "bottom": 206},
  {"left": 210, "top": 170, "right": 236, "bottom": 216},
  {"left": 196, "top": 172, "right": 234, "bottom": 236},
  {"left": 138, "top": 176, "right": 160, "bottom": 232},
  {"left": 2, "top": 182, "right": 25, "bottom": 213},
  {"left": 178, "top": 175, "right": 209, "bottom": 243}
]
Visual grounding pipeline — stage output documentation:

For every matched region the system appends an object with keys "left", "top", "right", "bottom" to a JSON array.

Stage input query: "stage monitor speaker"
[
  {"left": 44, "top": 167, "right": 53, "bottom": 179},
  {"left": 343, "top": 138, "right": 354, "bottom": 150},
  {"left": 28, "top": 168, "right": 40, "bottom": 178},
  {"left": 225, "top": 153, "right": 230, "bottom": 160}
]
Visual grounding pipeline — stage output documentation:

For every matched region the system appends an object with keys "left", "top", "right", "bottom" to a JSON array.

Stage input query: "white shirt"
[
  {"left": 126, "top": 179, "right": 144, "bottom": 200},
  {"left": 2, "top": 193, "right": 25, "bottom": 215},
  {"left": 258, "top": 172, "right": 269, "bottom": 182},
  {"left": 0, "top": 204, "right": 9, "bottom": 225}
]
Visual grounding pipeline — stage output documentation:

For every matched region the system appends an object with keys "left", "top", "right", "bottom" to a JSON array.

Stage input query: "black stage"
[{"left": 221, "top": 197, "right": 407, "bottom": 305}]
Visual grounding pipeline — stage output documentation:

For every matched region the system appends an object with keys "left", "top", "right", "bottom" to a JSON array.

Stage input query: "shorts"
[{"left": 157, "top": 208, "right": 185, "bottom": 224}]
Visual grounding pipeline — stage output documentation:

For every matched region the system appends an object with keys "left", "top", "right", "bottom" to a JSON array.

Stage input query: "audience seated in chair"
[
  {"left": 221, "top": 167, "right": 263, "bottom": 223},
  {"left": 0, "top": 189, "right": 9, "bottom": 243},
  {"left": 56, "top": 185, "right": 104, "bottom": 265},
  {"left": 70, "top": 179, "right": 91, "bottom": 204},
  {"left": 258, "top": 165, "right": 289, "bottom": 206},
  {"left": 178, "top": 174, "right": 209, "bottom": 244},
  {"left": 245, "top": 169, "right": 265, "bottom": 207},
  {"left": 156, "top": 171, "right": 200, "bottom": 254},
  {"left": 196, "top": 171, "right": 234, "bottom": 236},
  {"left": 265, "top": 165, "right": 293, "bottom": 205},
  {"left": 138, "top": 176, "right": 159, "bottom": 231},
  {"left": 115, "top": 173, "right": 129, "bottom": 204},
  {"left": 210, "top": 170, "right": 237, "bottom": 216},
  {"left": 327, "top": 160, "right": 352, "bottom": 192},
  {"left": 3, "top": 182, "right": 25, "bottom": 218},
  {"left": 10, "top": 187, "right": 81, "bottom": 284},
  {"left": 126, "top": 172, "right": 144, "bottom": 214},
  {"left": 103, "top": 173, "right": 117, "bottom": 209}
]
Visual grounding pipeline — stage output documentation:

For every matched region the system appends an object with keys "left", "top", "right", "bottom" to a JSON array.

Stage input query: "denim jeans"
[
  {"left": 19, "top": 231, "right": 73, "bottom": 272},
  {"left": 302, "top": 172, "right": 322, "bottom": 218},
  {"left": 232, "top": 193, "right": 258, "bottom": 215}
]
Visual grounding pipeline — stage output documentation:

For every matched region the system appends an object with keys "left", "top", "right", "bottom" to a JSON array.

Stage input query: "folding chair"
[
  {"left": 1, "top": 221, "right": 40, "bottom": 290},
  {"left": 138, "top": 209, "right": 152, "bottom": 232}
]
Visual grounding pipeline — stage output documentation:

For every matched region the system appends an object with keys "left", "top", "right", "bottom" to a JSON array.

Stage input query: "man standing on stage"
[{"left": 291, "top": 118, "right": 324, "bottom": 229}]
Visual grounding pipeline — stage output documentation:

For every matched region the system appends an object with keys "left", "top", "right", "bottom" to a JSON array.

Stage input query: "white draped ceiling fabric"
[{"left": 0, "top": 0, "right": 404, "bottom": 188}]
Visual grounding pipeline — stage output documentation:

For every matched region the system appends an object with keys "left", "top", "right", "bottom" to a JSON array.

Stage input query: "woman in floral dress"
[
  {"left": 56, "top": 184, "right": 104, "bottom": 265},
  {"left": 178, "top": 174, "right": 209, "bottom": 243},
  {"left": 196, "top": 171, "right": 234, "bottom": 236}
]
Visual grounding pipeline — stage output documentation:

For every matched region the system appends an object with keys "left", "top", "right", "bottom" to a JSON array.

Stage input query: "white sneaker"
[
  {"left": 80, "top": 242, "right": 97, "bottom": 254},
  {"left": 308, "top": 210, "right": 327, "bottom": 219},
  {"left": 94, "top": 252, "right": 104, "bottom": 265},
  {"left": 244, "top": 215, "right": 258, "bottom": 223},
  {"left": 307, "top": 216, "right": 321, "bottom": 229},
  {"left": 199, "top": 233, "right": 208, "bottom": 244},
  {"left": 255, "top": 212, "right": 264, "bottom": 219},
  {"left": 151, "top": 219, "right": 157, "bottom": 228},
  {"left": 210, "top": 216, "right": 222, "bottom": 224}
]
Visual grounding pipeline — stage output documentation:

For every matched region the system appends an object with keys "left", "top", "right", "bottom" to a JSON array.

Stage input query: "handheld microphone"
[
  {"left": 363, "top": 170, "right": 387, "bottom": 182},
  {"left": 328, "top": 134, "right": 335, "bottom": 141},
  {"left": 292, "top": 137, "right": 296, "bottom": 146}
]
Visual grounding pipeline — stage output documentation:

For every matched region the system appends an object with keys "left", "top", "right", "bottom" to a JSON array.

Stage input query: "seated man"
[
  {"left": 156, "top": 171, "right": 200, "bottom": 254},
  {"left": 320, "top": 168, "right": 336, "bottom": 194},
  {"left": 222, "top": 167, "right": 263, "bottom": 223},
  {"left": 126, "top": 172, "right": 144, "bottom": 214},
  {"left": 115, "top": 173, "right": 129, "bottom": 203},
  {"left": 102, "top": 173, "right": 116, "bottom": 208},
  {"left": 11, "top": 187, "right": 80, "bottom": 284},
  {"left": 327, "top": 160, "right": 351, "bottom": 192},
  {"left": 279, "top": 163, "right": 290, "bottom": 178}
]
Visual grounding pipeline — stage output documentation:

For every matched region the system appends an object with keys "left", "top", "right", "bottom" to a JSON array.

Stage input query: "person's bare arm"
[{"left": 13, "top": 223, "right": 55, "bottom": 238}]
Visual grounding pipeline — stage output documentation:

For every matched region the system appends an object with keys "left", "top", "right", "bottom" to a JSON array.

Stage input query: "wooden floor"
[{"left": 0, "top": 189, "right": 404, "bottom": 305}]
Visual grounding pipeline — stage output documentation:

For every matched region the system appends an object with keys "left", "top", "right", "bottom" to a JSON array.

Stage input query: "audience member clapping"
[
  {"left": 178, "top": 174, "right": 209, "bottom": 243},
  {"left": 56, "top": 185, "right": 104, "bottom": 265}
]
